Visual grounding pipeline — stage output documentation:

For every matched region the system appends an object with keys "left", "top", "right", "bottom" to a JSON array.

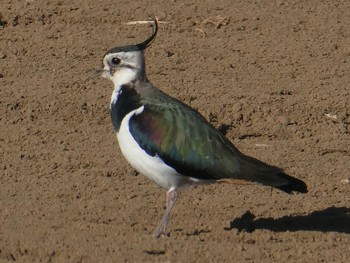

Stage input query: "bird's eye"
[{"left": 111, "top": 57, "right": 121, "bottom": 65}]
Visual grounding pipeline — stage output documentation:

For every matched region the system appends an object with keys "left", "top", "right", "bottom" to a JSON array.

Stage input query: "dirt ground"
[{"left": 1, "top": 0, "right": 350, "bottom": 262}]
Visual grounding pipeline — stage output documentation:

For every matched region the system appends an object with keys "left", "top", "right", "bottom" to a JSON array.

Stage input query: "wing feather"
[
  {"left": 129, "top": 101, "right": 240, "bottom": 180},
  {"left": 127, "top": 93, "right": 307, "bottom": 193}
]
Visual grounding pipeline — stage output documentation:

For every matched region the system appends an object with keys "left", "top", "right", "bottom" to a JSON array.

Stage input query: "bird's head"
[{"left": 100, "top": 16, "right": 158, "bottom": 86}]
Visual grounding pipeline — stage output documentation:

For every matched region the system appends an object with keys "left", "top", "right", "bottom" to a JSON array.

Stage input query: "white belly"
[{"left": 116, "top": 106, "right": 197, "bottom": 190}]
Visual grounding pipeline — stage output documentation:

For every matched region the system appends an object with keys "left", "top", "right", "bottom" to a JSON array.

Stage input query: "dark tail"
[
  {"left": 273, "top": 171, "right": 308, "bottom": 193},
  {"left": 238, "top": 154, "right": 308, "bottom": 194}
]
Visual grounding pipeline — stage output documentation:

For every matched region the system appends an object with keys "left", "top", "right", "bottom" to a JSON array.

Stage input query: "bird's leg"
[{"left": 154, "top": 188, "right": 179, "bottom": 238}]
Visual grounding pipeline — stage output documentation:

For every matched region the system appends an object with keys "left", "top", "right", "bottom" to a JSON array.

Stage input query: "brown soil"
[{"left": 1, "top": 0, "right": 349, "bottom": 262}]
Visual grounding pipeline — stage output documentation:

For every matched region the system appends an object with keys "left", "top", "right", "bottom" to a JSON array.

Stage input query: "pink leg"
[{"left": 154, "top": 189, "right": 179, "bottom": 238}]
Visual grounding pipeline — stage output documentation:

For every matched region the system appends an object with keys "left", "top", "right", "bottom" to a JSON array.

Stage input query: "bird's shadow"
[{"left": 224, "top": 206, "right": 350, "bottom": 234}]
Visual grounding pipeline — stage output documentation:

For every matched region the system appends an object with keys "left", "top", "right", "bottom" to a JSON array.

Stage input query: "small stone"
[
  {"left": 165, "top": 51, "right": 174, "bottom": 57},
  {"left": 341, "top": 178, "right": 350, "bottom": 184}
]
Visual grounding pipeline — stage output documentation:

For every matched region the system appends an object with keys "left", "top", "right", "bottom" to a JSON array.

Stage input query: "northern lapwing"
[{"left": 99, "top": 16, "right": 307, "bottom": 238}]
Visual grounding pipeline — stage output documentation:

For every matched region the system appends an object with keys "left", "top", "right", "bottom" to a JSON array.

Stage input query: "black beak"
[{"left": 87, "top": 66, "right": 105, "bottom": 80}]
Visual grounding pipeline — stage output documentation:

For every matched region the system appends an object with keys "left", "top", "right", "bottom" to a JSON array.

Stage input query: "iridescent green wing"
[{"left": 128, "top": 100, "right": 241, "bottom": 180}]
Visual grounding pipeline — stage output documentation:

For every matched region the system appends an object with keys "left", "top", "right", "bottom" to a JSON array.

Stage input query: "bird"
[{"left": 98, "top": 16, "right": 308, "bottom": 238}]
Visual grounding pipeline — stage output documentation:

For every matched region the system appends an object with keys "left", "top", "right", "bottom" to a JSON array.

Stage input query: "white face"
[
  {"left": 102, "top": 51, "right": 144, "bottom": 88},
  {"left": 103, "top": 52, "right": 142, "bottom": 78}
]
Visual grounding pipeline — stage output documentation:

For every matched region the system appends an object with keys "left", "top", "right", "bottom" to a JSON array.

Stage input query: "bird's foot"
[{"left": 154, "top": 224, "right": 169, "bottom": 238}]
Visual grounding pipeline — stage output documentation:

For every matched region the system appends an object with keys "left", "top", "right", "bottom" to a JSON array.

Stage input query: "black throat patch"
[{"left": 110, "top": 84, "right": 142, "bottom": 132}]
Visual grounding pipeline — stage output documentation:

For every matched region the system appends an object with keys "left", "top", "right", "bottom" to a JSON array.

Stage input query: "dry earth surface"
[{"left": 1, "top": 0, "right": 350, "bottom": 262}]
